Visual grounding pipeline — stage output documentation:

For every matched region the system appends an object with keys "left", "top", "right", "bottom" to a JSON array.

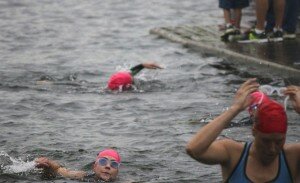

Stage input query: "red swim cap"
[
  {"left": 97, "top": 149, "right": 121, "bottom": 163},
  {"left": 249, "top": 92, "right": 287, "bottom": 134},
  {"left": 107, "top": 72, "right": 133, "bottom": 90},
  {"left": 248, "top": 92, "right": 270, "bottom": 113}
]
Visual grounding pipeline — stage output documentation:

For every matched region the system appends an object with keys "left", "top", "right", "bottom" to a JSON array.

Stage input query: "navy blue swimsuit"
[{"left": 226, "top": 142, "right": 293, "bottom": 183}]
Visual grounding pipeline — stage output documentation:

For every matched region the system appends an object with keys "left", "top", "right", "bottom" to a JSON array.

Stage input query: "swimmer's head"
[
  {"left": 96, "top": 149, "right": 121, "bottom": 163},
  {"left": 93, "top": 149, "right": 121, "bottom": 181},
  {"left": 107, "top": 72, "right": 133, "bottom": 90},
  {"left": 249, "top": 92, "right": 287, "bottom": 134}
]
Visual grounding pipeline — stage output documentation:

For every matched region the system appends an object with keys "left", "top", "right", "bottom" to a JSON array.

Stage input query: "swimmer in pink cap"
[
  {"left": 186, "top": 78, "right": 300, "bottom": 182},
  {"left": 35, "top": 148, "right": 121, "bottom": 182},
  {"left": 107, "top": 62, "right": 162, "bottom": 90}
]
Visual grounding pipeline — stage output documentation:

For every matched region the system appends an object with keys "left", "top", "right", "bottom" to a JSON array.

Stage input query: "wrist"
[
  {"left": 49, "top": 161, "right": 62, "bottom": 171},
  {"left": 228, "top": 105, "right": 243, "bottom": 114}
]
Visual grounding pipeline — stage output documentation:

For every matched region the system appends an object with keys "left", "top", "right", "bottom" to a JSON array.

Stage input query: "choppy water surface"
[{"left": 0, "top": 1, "right": 299, "bottom": 182}]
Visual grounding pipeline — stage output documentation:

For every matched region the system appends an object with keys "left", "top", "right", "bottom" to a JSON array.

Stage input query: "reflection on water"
[{"left": 0, "top": 0, "right": 299, "bottom": 182}]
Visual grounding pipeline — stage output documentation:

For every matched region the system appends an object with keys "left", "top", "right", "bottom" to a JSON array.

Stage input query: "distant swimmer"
[
  {"left": 186, "top": 78, "right": 300, "bottom": 182},
  {"left": 35, "top": 149, "right": 121, "bottom": 182},
  {"left": 35, "top": 74, "right": 79, "bottom": 85},
  {"left": 107, "top": 62, "right": 162, "bottom": 91}
]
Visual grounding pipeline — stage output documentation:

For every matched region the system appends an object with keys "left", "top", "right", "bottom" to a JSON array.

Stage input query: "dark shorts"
[{"left": 219, "top": 0, "right": 249, "bottom": 9}]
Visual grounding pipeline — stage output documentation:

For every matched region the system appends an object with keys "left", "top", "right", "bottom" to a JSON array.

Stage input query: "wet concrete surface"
[
  {"left": 226, "top": 34, "right": 300, "bottom": 70},
  {"left": 150, "top": 22, "right": 300, "bottom": 78}
]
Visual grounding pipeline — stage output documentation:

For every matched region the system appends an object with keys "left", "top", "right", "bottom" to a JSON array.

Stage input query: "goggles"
[
  {"left": 257, "top": 85, "right": 289, "bottom": 111},
  {"left": 98, "top": 157, "right": 120, "bottom": 169},
  {"left": 259, "top": 85, "right": 286, "bottom": 97}
]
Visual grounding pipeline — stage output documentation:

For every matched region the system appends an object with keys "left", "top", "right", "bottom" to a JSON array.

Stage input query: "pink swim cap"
[
  {"left": 97, "top": 149, "right": 121, "bottom": 163},
  {"left": 107, "top": 72, "right": 133, "bottom": 90},
  {"left": 249, "top": 92, "right": 287, "bottom": 134}
]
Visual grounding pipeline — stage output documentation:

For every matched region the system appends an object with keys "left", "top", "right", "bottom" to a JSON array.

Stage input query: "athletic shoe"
[
  {"left": 270, "top": 30, "right": 283, "bottom": 42},
  {"left": 225, "top": 25, "right": 235, "bottom": 34},
  {"left": 248, "top": 31, "right": 268, "bottom": 43},
  {"left": 283, "top": 32, "right": 296, "bottom": 39},
  {"left": 221, "top": 26, "right": 241, "bottom": 42}
]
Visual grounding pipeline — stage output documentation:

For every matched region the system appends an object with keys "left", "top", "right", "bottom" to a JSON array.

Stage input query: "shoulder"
[
  {"left": 283, "top": 143, "right": 300, "bottom": 178},
  {"left": 217, "top": 138, "right": 245, "bottom": 152},
  {"left": 284, "top": 143, "right": 300, "bottom": 159},
  {"left": 216, "top": 139, "right": 246, "bottom": 164},
  {"left": 225, "top": 139, "right": 245, "bottom": 156},
  {"left": 284, "top": 143, "right": 300, "bottom": 157}
]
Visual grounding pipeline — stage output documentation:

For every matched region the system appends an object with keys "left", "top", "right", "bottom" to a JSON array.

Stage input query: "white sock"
[
  {"left": 255, "top": 28, "right": 264, "bottom": 34},
  {"left": 273, "top": 27, "right": 283, "bottom": 32},
  {"left": 226, "top": 23, "right": 232, "bottom": 28}
]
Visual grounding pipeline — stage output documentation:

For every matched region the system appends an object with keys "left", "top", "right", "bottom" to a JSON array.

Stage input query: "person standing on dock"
[
  {"left": 248, "top": 0, "right": 285, "bottom": 41},
  {"left": 219, "top": 0, "right": 250, "bottom": 41},
  {"left": 107, "top": 62, "right": 163, "bottom": 91},
  {"left": 266, "top": 0, "right": 300, "bottom": 39},
  {"left": 186, "top": 78, "right": 300, "bottom": 182}
]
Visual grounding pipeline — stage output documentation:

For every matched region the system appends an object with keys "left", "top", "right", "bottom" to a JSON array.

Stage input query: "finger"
[
  {"left": 240, "top": 82, "right": 259, "bottom": 94},
  {"left": 241, "top": 78, "right": 257, "bottom": 87}
]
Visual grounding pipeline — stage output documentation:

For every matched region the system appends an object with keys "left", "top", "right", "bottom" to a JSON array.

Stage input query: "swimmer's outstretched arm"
[
  {"left": 186, "top": 78, "right": 259, "bottom": 165},
  {"left": 284, "top": 85, "right": 300, "bottom": 114},
  {"left": 130, "top": 62, "right": 162, "bottom": 76},
  {"left": 35, "top": 157, "right": 86, "bottom": 180}
]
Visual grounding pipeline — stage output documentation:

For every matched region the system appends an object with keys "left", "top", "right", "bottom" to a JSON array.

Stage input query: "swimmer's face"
[
  {"left": 93, "top": 156, "right": 119, "bottom": 182},
  {"left": 253, "top": 129, "right": 286, "bottom": 163}
]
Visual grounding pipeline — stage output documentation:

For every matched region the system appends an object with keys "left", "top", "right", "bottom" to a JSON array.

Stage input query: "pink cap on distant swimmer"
[
  {"left": 107, "top": 72, "right": 133, "bottom": 90},
  {"left": 249, "top": 91, "right": 287, "bottom": 134},
  {"left": 97, "top": 149, "right": 121, "bottom": 163}
]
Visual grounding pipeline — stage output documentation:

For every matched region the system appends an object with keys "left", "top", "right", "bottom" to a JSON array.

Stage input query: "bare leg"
[
  {"left": 255, "top": 0, "right": 269, "bottom": 30},
  {"left": 234, "top": 9, "right": 242, "bottom": 29},
  {"left": 273, "top": 0, "right": 285, "bottom": 29},
  {"left": 223, "top": 9, "right": 232, "bottom": 25}
]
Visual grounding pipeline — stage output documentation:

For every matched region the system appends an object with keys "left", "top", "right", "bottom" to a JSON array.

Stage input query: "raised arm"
[
  {"left": 186, "top": 78, "right": 259, "bottom": 165},
  {"left": 130, "top": 62, "right": 162, "bottom": 76},
  {"left": 284, "top": 85, "right": 300, "bottom": 114},
  {"left": 35, "top": 157, "right": 87, "bottom": 180}
]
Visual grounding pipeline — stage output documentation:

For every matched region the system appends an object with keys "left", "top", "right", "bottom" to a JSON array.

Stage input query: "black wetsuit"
[{"left": 130, "top": 64, "right": 144, "bottom": 76}]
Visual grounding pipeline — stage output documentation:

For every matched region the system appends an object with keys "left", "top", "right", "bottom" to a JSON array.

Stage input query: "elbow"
[
  {"left": 185, "top": 143, "right": 196, "bottom": 159},
  {"left": 186, "top": 141, "right": 207, "bottom": 161}
]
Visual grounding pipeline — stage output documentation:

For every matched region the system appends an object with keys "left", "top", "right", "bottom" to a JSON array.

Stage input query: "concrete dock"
[{"left": 150, "top": 25, "right": 300, "bottom": 78}]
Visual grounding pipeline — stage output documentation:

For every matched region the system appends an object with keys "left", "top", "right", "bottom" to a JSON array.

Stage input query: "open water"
[{"left": 0, "top": 0, "right": 299, "bottom": 182}]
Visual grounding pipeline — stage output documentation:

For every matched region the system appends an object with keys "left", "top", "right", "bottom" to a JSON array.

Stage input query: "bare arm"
[
  {"left": 130, "top": 62, "right": 162, "bottom": 76},
  {"left": 186, "top": 78, "right": 259, "bottom": 165},
  {"left": 35, "top": 157, "right": 87, "bottom": 180},
  {"left": 142, "top": 63, "right": 163, "bottom": 69},
  {"left": 284, "top": 85, "right": 300, "bottom": 114}
]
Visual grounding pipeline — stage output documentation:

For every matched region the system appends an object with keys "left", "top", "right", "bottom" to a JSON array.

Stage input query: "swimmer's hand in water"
[
  {"left": 35, "top": 157, "right": 61, "bottom": 171},
  {"left": 142, "top": 63, "right": 163, "bottom": 69}
]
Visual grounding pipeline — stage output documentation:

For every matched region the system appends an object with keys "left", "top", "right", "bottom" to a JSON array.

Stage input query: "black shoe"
[
  {"left": 270, "top": 30, "right": 283, "bottom": 42},
  {"left": 221, "top": 26, "right": 241, "bottom": 42},
  {"left": 247, "top": 30, "right": 269, "bottom": 42}
]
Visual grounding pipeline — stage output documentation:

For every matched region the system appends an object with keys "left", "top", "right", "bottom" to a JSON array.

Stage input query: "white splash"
[{"left": 0, "top": 151, "right": 36, "bottom": 174}]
